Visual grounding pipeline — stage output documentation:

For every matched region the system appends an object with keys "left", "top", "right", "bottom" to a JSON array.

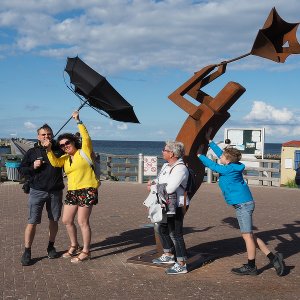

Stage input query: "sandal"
[
  {"left": 70, "top": 251, "right": 91, "bottom": 263},
  {"left": 62, "top": 245, "right": 82, "bottom": 258}
]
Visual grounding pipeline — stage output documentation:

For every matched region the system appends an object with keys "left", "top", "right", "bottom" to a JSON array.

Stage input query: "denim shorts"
[
  {"left": 28, "top": 188, "right": 63, "bottom": 224},
  {"left": 233, "top": 201, "right": 255, "bottom": 233}
]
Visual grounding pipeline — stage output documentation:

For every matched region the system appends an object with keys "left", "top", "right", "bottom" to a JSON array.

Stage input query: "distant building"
[{"left": 280, "top": 140, "right": 300, "bottom": 186}]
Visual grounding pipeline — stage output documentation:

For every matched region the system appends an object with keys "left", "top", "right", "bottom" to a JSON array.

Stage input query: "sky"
[{"left": 0, "top": 0, "right": 300, "bottom": 143}]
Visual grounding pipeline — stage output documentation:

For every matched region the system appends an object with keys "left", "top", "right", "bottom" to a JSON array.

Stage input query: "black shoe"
[
  {"left": 231, "top": 264, "right": 258, "bottom": 276},
  {"left": 21, "top": 251, "right": 33, "bottom": 266},
  {"left": 272, "top": 252, "right": 285, "bottom": 276},
  {"left": 47, "top": 246, "right": 59, "bottom": 259}
]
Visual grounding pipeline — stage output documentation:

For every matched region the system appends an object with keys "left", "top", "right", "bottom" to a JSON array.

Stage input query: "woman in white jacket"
[{"left": 148, "top": 140, "right": 189, "bottom": 275}]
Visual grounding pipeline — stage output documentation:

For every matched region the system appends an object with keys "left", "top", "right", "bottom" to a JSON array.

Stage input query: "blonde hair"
[{"left": 223, "top": 147, "right": 242, "bottom": 163}]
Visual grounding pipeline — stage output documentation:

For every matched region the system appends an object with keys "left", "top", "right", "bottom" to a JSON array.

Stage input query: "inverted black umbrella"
[{"left": 54, "top": 56, "right": 139, "bottom": 137}]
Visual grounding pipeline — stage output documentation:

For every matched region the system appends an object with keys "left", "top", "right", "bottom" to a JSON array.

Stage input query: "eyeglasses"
[
  {"left": 40, "top": 133, "right": 52, "bottom": 136},
  {"left": 59, "top": 140, "right": 71, "bottom": 149},
  {"left": 162, "top": 149, "right": 172, "bottom": 152}
]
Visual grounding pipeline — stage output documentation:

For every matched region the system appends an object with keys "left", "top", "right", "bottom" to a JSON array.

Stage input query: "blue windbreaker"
[{"left": 198, "top": 141, "right": 253, "bottom": 205}]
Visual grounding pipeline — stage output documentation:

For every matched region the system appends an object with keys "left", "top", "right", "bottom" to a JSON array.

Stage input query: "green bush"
[{"left": 284, "top": 179, "right": 298, "bottom": 188}]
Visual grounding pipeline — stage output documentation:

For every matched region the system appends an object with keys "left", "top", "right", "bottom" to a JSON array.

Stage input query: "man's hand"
[
  {"left": 33, "top": 158, "right": 43, "bottom": 169},
  {"left": 43, "top": 139, "right": 52, "bottom": 152}
]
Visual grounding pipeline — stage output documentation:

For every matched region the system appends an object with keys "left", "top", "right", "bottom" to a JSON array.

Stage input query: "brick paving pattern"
[{"left": 0, "top": 181, "right": 300, "bottom": 299}]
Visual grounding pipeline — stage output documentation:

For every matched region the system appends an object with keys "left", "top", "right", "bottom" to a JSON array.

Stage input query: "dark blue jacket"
[
  {"left": 295, "top": 167, "right": 300, "bottom": 185},
  {"left": 20, "top": 143, "right": 64, "bottom": 192}
]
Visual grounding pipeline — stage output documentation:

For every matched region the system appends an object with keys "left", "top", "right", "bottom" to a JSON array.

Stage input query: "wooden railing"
[
  {"left": 1, "top": 152, "right": 281, "bottom": 187},
  {"left": 209, "top": 156, "right": 280, "bottom": 187},
  {"left": 98, "top": 153, "right": 165, "bottom": 182},
  {"left": 98, "top": 153, "right": 281, "bottom": 186}
]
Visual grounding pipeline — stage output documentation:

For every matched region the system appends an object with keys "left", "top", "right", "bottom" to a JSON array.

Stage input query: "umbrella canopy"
[{"left": 65, "top": 56, "right": 139, "bottom": 123}]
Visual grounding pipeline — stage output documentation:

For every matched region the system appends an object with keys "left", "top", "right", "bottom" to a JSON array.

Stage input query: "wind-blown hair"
[
  {"left": 223, "top": 147, "right": 242, "bottom": 163},
  {"left": 57, "top": 133, "right": 81, "bottom": 149},
  {"left": 165, "top": 140, "right": 185, "bottom": 158},
  {"left": 37, "top": 124, "right": 53, "bottom": 135}
]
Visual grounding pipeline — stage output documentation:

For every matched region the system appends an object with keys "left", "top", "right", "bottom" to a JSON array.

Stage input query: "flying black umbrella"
[{"left": 54, "top": 56, "right": 139, "bottom": 137}]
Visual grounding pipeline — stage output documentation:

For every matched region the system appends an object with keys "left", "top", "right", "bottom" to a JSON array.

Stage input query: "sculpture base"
[{"left": 127, "top": 249, "right": 217, "bottom": 271}]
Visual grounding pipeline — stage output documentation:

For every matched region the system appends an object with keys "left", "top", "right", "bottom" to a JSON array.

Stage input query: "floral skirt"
[{"left": 65, "top": 187, "right": 98, "bottom": 207}]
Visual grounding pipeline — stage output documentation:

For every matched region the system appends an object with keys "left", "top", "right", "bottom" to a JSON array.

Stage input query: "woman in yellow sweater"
[{"left": 44, "top": 111, "right": 99, "bottom": 263}]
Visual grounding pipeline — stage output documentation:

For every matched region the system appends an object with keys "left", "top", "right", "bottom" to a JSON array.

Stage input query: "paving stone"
[{"left": 0, "top": 181, "right": 299, "bottom": 299}]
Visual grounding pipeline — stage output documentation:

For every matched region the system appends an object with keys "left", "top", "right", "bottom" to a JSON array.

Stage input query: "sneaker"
[
  {"left": 231, "top": 264, "right": 258, "bottom": 276},
  {"left": 165, "top": 262, "right": 188, "bottom": 275},
  {"left": 47, "top": 246, "right": 59, "bottom": 259},
  {"left": 152, "top": 254, "right": 175, "bottom": 264},
  {"left": 272, "top": 252, "right": 285, "bottom": 276},
  {"left": 21, "top": 251, "right": 33, "bottom": 266}
]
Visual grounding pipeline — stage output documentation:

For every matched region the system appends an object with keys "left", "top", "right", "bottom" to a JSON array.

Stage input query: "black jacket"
[
  {"left": 19, "top": 142, "right": 64, "bottom": 192},
  {"left": 295, "top": 168, "right": 300, "bottom": 185}
]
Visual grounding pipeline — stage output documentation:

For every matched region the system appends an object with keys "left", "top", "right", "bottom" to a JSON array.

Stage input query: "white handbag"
[
  {"left": 148, "top": 203, "right": 163, "bottom": 223},
  {"left": 143, "top": 185, "right": 164, "bottom": 223}
]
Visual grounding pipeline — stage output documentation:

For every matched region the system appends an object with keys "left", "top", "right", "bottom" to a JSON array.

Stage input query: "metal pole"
[
  {"left": 53, "top": 100, "right": 88, "bottom": 138},
  {"left": 207, "top": 154, "right": 213, "bottom": 183},
  {"left": 138, "top": 153, "right": 144, "bottom": 184}
]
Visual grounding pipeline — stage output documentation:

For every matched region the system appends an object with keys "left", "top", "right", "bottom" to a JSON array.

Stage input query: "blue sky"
[{"left": 0, "top": 0, "right": 300, "bottom": 143}]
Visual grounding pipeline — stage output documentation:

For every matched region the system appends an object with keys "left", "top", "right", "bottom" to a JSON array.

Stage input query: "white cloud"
[
  {"left": 244, "top": 101, "right": 295, "bottom": 124},
  {"left": 1, "top": 1, "right": 300, "bottom": 73},
  {"left": 264, "top": 125, "right": 300, "bottom": 141},
  {"left": 156, "top": 130, "right": 166, "bottom": 136},
  {"left": 24, "top": 121, "right": 37, "bottom": 130},
  {"left": 117, "top": 123, "right": 128, "bottom": 130},
  {"left": 92, "top": 126, "right": 102, "bottom": 130}
]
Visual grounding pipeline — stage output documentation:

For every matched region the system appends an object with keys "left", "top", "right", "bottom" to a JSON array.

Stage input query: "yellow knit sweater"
[{"left": 47, "top": 123, "right": 99, "bottom": 190}]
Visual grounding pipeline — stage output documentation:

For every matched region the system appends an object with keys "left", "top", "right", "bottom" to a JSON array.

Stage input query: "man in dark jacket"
[
  {"left": 19, "top": 124, "right": 64, "bottom": 266},
  {"left": 295, "top": 163, "right": 300, "bottom": 188}
]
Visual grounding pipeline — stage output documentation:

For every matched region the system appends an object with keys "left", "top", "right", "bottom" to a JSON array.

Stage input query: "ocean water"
[
  {"left": 91, "top": 141, "right": 282, "bottom": 156},
  {"left": 0, "top": 141, "right": 282, "bottom": 156}
]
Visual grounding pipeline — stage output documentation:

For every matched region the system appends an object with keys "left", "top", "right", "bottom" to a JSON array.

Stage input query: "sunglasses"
[{"left": 59, "top": 140, "right": 72, "bottom": 149}]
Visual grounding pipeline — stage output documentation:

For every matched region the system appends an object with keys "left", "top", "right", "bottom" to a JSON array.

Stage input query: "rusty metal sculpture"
[
  {"left": 127, "top": 7, "right": 300, "bottom": 267},
  {"left": 169, "top": 63, "right": 246, "bottom": 198},
  {"left": 171, "top": 7, "right": 300, "bottom": 198}
]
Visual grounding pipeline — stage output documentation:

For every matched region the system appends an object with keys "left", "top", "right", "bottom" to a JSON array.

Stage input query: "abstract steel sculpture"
[
  {"left": 128, "top": 7, "right": 300, "bottom": 267},
  {"left": 169, "top": 63, "right": 246, "bottom": 198},
  {"left": 170, "top": 7, "right": 300, "bottom": 198}
]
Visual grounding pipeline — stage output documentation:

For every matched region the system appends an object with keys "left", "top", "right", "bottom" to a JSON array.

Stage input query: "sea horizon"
[{"left": 0, "top": 139, "right": 283, "bottom": 157}]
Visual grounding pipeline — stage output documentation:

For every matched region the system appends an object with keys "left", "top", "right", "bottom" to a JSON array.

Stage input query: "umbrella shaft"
[{"left": 53, "top": 100, "right": 88, "bottom": 138}]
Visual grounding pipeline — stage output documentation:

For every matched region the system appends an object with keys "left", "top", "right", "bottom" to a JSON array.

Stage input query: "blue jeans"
[
  {"left": 233, "top": 201, "right": 255, "bottom": 233},
  {"left": 157, "top": 207, "right": 188, "bottom": 262}
]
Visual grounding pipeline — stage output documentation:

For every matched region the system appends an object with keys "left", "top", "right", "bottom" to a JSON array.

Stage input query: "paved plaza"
[{"left": 0, "top": 181, "right": 300, "bottom": 299}]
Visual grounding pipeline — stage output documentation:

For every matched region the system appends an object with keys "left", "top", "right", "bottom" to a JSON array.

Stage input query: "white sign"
[
  {"left": 144, "top": 156, "right": 158, "bottom": 176},
  {"left": 224, "top": 128, "right": 265, "bottom": 158},
  {"left": 284, "top": 158, "right": 293, "bottom": 169}
]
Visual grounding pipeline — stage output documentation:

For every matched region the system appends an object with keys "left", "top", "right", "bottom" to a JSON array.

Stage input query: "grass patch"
[{"left": 284, "top": 179, "right": 298, "bottom": 188}]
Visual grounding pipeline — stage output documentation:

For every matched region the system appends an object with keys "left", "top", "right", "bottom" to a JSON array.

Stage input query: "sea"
[{"left": 0, "top": 140, "right": 282, "bottom": 156}]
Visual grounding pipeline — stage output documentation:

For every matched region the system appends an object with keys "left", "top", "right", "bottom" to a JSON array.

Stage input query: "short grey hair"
[{"left": 165, "top": 140, "right": 185, "bottom": 158}]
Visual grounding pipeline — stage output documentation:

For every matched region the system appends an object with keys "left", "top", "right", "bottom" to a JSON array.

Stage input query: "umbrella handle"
[{"left": 53, "top": 100, "right": 88, "bottom": 138}]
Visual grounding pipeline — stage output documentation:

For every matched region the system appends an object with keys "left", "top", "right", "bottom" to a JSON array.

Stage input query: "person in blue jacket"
[{"left": 198, "top": 137, "right": 285, "bottom": 276}]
